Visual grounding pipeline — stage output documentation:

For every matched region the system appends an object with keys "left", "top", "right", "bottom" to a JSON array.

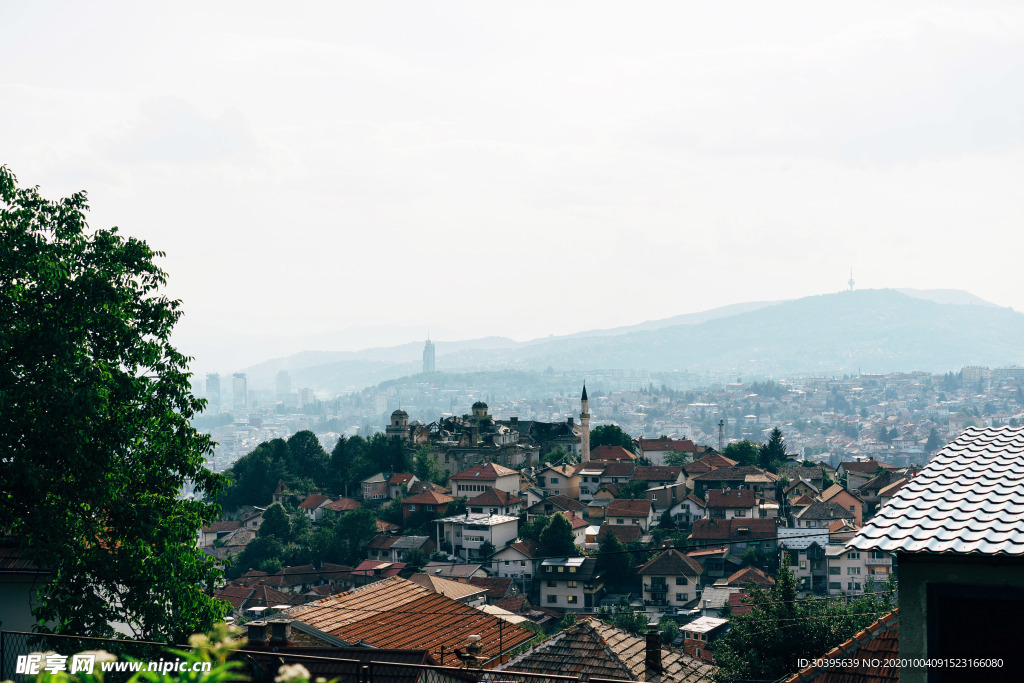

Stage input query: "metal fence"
[{"left": 1, "top": 632, "right": 644, "bottom": 683}]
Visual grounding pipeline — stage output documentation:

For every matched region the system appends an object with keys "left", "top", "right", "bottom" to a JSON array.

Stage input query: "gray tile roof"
[{"left": 849, "top": 426, "right": 1024, "bottom": 556}]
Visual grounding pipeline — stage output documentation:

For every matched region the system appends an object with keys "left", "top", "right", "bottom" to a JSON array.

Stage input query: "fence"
[{"left": 1, "top": 631, "right": 645, "bottom": 683}]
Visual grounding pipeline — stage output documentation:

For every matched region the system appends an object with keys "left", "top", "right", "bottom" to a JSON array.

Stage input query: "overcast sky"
[{"left": 3, "top": 1, "right": 1023, "bottom": 373}]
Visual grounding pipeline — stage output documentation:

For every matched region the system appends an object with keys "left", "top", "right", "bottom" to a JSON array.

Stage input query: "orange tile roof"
[
  {"left": 299, "top": 494, "right": 332, "bottom": 509},
  {"left": 286, "top": 577, "right": 535, "bottom": 666},
  {"left": 589, "top": 445, "right": 636, "bottom": 461},
  {"left": 404, "top": 490, "right": 455, "bottom": 505},
  {"left": 450, "top": 463, "right": 518, "bottom": 480},
  {"left": 606, "top": 498, "right": 652, "bottom": 517},
  {"left": 783, "top": 610, "right": 899, "bottom": 682}
]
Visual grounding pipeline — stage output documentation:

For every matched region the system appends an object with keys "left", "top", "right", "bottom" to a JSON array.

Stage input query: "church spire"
[{"left": 581, "top": 383, "right": 588, "bottom": 401}]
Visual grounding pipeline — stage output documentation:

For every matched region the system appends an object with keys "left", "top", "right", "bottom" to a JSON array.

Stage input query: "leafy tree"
[
  {"left": 539, "top": 512, "right": 577, "bottom": 556},
  {"left": 758, "top": 427, "right": 788, "bottom": 470},
  {"left": 366, "top": 432, "right": 411, "bottom": 476},
  {"left": 658, "top": 616, "right": 680, "bottom": 646},
  {"left": 519, "top": 514, "right": 550, "bottom": 545},
  {"left": 0, "top": 166, "right": 227, "bottom": 640},
  {"left": 479, "top": 540, "right": 497, "bottom": 559},
  {"left": 664, "top": 449, "right": 692, "bottom": 467},
  {"left": 596, "top": 531, "right": 633, "bottom": 585},
  {"left": 309, "top": 507, "right": 377, "bottom": 566},
  {"left": 658, "top": 507, "right": 676, "bottom": 530},
  {"left": 287, "top": 430, "right": 330, "bottom": 488},
  {"left": 403, "top": 547, "right": 427, "bottom": 571},
  {"left": 413, "top": 445, "right": 447, "bottom": 485},
  {"left": 722, "top": 440, "right": 760, "bottom": 467},
  {"left": 259, "top": 502, "right": 292, "bottom": 542},
  {"left": 539, "top": 445, "right": 569, "bottom": 468},
  {"left": 590, "top": 425, "right": 635, "bottom": 453},
  {"left": 615, "top": 480, "right": 650, "bottom": 500},
  {"left": 925, "top": 427, "right": 943, "bottom": 453},
  {"left": 598, "top": 596, "right": 649, "bottom": 635},
  {"left": 740, "top": 545, "right": 766, "bottom": 569}
]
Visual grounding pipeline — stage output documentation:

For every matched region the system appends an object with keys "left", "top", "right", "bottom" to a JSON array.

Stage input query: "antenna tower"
[{"left": 848, "top": 269, "right": 855, "bottom": 292}]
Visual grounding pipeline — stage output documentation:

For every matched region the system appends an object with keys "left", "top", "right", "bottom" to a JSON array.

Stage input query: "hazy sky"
[{"left": 3, "top": 1, "right": 1023, "bottom": 372}]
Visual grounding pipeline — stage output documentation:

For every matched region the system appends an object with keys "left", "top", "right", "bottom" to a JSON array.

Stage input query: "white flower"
[{"left": 275, "top": 663, "right": 311, "bottom": 683}]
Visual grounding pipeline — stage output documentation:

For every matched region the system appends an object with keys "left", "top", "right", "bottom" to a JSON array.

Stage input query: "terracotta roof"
[
  {"left": 795, "top": 501, "right": 855, "bottom": 522},
  {"left": 368, "top": 535, "right": 399, "bottom": 550},
  {"left": 287, "top": 576, "right": 535, "bottom": 666},
  {"left": 201, "top": 520, "right": 242, "bottom": 534},
  {"left": 850, "top": 426, "right": 1024, "bottom": 555},
  {"left": 319, "top": 563, "right": 353, "bottom": 580},
  {"left": 728, "top": 591, "right": 754, "bottom": 616},
  {"left": 213, "top": 584, "right": 253, "bottom": 608},
  {"left": 606, "top": 498, "right": 652, "bottom": 517},
  {"left": 501, "top": 617, "right": 714, "bottom": 682},
  {"left": 324, "top": 498, "right": 361, "bottom": 512},
  {"left": 858, "top": 470, "right": 901, "bottom": 494},
  {"left": 637, "top": 548, "right": 703, "bottom": 577},
  {"left": 408, "top": 481, "right": 450, "bottom": 496},
  {"left": 388, "top": 473, "right": 416, "bottom": 486},
  {"left": 530, "top": 494, "right": 586, "bottom": 512},
  {"left": 692, "top": 452, "right": 738, "bottom": 469},
  {"left": 467, "top": 488, "right": 522, "bottom": 506},
  {"left": 783, "top": 610, "right": 899, "bottom": 683},
  {"left": 637, "top": 438, "right": 698, "bottom": 452},
  {"left": 707, "top": 489, "right": 755, "bottom": 509},
  {"left": 450, "top": 462, "right": 517, "bottom": 480},
  {"left": 632, "top": 466, "right": 683, "bottom": 482},
  {"left": 564, "top": 511, "right": 588, "bottom": 530},
  {"left": 263, "top": 564, "right": 318, "bottom": 587},
  {"left": 376, "top": 520, "right": 399, "bottom": 533},
  {"left": 694, "top": 466, "right": 778, "bottom": 482},
  {"left": 503, "top": 540, "right": 543, "bottom": 559},
  {"left": 840, "top": 459, "right": 892, "bottom": 474},
  {"left": 589, "top": 445, "right": 636, "bottom": 461},
  {"left": 596, "top": 524, "right": 642, "bottom": 545},
  {"left": 403, "top": 490, "right": 455, "bottom": 505},
  {"left": 792, "top": 495, "right": 817, "bottom": 506},
  {"left": 726, "top": 566, "right": 775, "bottom": 587},
  {"left": 299, "top": 494, "right": 332, "bottom": 510},
  {"left": 785, "top": 478, "right": 820, "bottom": 494},
  {"left": 407, "top": 573, "right": 488, "bottom": 601},
  {"left": 877, "top": 478, "right": 909, "bottom": 498},
  {"left": 691, "top": 518, "right": 777, "bottom": 541},
  {"left": 236, "top": 570, "right": 269, "bottom": 587},
  {"left": 246, "top": 583, "right": 297, "bottom": 609},
  {"left": 468, "top": 577, "right": 515, "bottom": 599},
  {"left": 599, "top": 461, "right": 636, "bottom": 478}
]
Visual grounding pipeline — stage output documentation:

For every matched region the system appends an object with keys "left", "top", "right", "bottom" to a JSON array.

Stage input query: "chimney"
[
  {"left": 267, "top": 617, "right": 292, "bottom": 647},
  {"left": 510, "top": 416, "right": 518, "bottom": 426},
  {"left": 247, "top": 620, "right": 269, "bottom": 646},
  {"left": 645, "top": 625, "right": 662, "bottom": 673},
  {"left": 567, "top": 417, "right": 574, "bottom": 427}
]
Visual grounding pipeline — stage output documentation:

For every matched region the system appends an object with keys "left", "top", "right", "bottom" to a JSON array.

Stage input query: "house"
[
  {"left": 848, "top": 426, "right": 1024, "bottom": 681},
  {"left": 467, "top": 576, "right": 518, "bottom": 603},
  {"left": 361, "top": 473, "right": 388, "bottom": 501},
  {"left": 855, "top": 469, "right": 905, "bottom": 516},
  {"left": 792, "top": 501, "right": 855, "bottom": 529},
  {"left": 576, "top": 463, "right": 606, "bottom": 501},
  {"left": 538, "top": 557, "right": 605, "bottom": 611},
  {"left": 260, "top": 564, "right": 322, "bottom": 595},
  {"left": 682, "top": 452, "right": 738, "bottom": 489},
  {"left": 690, "top": 518, "right": 777, "bottom": 556},
  {"left": 490, "top": 540, "right": 542, "bottom": 582},
  {"left": 535, "top": 463, "right": 581, "bottom": 498},
  {"left": 818, "top": 484, "right": 864, "bottom": 527},
  {"left": 596, "top": 524, "right": 644, "bottom": 548},
  {"left": 366, "top": 535, "right": 434, "bottom": 563},
  {"left": 706, "top": 489, "right": 758, "bottom": 520},
  {"left": 606, "top": 498, "right": 655, "bottom": 529},
  {"left": 589, "top": 445, "right": 637, "bottom": 462},
  {"left": 434, "top": 512, "right": 518, "bottom": 561},
  {"left": 448, "top": 462, "right": 521, "bottom": 498},
  {"left": 466, "top": 488, "right": 522, "bottom": 516},
  {"left": 837, "top": 459, "right": 894, "bottom": 491},
  {"left": 695, "top": 585, "right": 744, "bottom": 618},
  {"left": 298, "top": 494, "right": 334, "bottom": 522},
  {"left": 667, "top": 494, "right": 707, "bottom": 528},
  {"left": 387, "top": 473, "right": 418, "bottom": 499},
  {"left": 637, "top": 548, "right": 704, "bottom": 612},
  {"left": 877, "top": 477, "right": 909, "bottom": 509},
  {"left": 322, "top": 498, "right": 361, "bottom": 516},
  {"left": 685, "top": 546, "right": 742, "bottom": 583},
  {"left": 285, "top": 576, "right": 535, "bottom": 667},
  {"left": 781, "top": 610, "right": 899, "bottom": 683},
  {"left": 783, "top": 478, "right": 820, "bottom": 502},
  {"left": 351, "top": 560, "right": 406, "bottom": 586},
  {"left": 500, "top": 617, "right": 715, "bottom": 682},
  {"left": 630, "top": 466, "right": 684, "bottom": 489},
  {"left": 421, "top": 561, "right": 489, "bottom": 580},
  {"left": 725, "top": 566, "right": 774, "bottom": 589},
  {"left": 783, "top": 541, "right": 828, "bottom": 594},
  {"left": 525, "top": 493, "right": 586, "bottom": 521},
  {"left": 682, "top": 616, "right": 729, "bottom": 663},
  {"left": 199, "top": 520, "right": 241, "bottom": 547},
  {"left": 824, "top": 545, "right": 894, "bottom": 596},
  {"left": 646, "top": 481, "right": 688, "bottom": 513},
  {"left": 272, "top": 479, "right": 298, "bottom": 506},
  {"left": 635, "top": 437, "right": 702, "bottom": 466},
  {"left": 563, "top": 511, "right": 589, "bottom": 545},
  {"left": 692, "top": 466, "right": 779, "bottom": 501},
  {"left": 401, "top": 490, "right": 454, "bottom": 521},
  {"left": 238, "top": 507, "right": 265, "bottom": 530}
]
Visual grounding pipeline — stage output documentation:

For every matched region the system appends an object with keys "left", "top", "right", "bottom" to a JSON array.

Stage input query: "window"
[
  {"left": 800, "top": 560, "right": 806, "bottom": 569},
  {"left": 547, "top": 580, "right": 556, "bottom": 587},
  {"left": 568, "top": 580, "right": 577, "bottom": 588},
  {"left": 871, "top": 551, "right": 886, "bottom": 559},
  {"left": 569, "top": 566, "right": 576, "bottom": 573},
  {"left": 847, "top": 567, "right": 860, "bottom": 575},
  {"left": 547, "top": 595, "right": 557, "bottom": 604},
  {"left": 617, "top": 519, "right": 624, "bottom": 524},
  {"left": 828, "top": 582, "right": 841, "bottom": 590},
  {"left": 829, "top": 567, "right": 840, "bottom": 575},
  {"left": 504, "top": 561, "right": 510, "bottom": 566},
  {"left": 676, "top": 576, "right": 688, "bottom": 585},
  {"left": 676, "top": 593, "right": 688, "bottom": 602},
  {"left": 850, "top": 505, "right": 855, "bottom": 512},
  {"left": 551, "top": 477, "right": 559, "bottom": 484},
  {"left": 735, "top": 510, "right": 746, "bottom": 517},
  {"left": 567, "top": 595, "right": 577, "bottom": 604},
  {"left": 558, "top": 566, "right": 564, "bottom": 573},
  {"left": 409, "top": 505, "right": 417, "bottom": 511},
  {"left": 847, "top": 552, "right": 860, "bottom": 559}
]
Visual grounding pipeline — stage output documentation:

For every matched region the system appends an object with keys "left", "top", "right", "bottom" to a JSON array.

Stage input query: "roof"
[
  {"left": 637, "top": 548, "right": 703, "bottom": 577},
  {"left": 599, "top": 461, "right": 636, "bottom": 477},
  {"left": 820, "top": 483, "right": 862, "bottom": 503},
  {"left": 286, "top": 576, "right": 534, "bottom": 667},
  {"left": 201, "top": 520, "right": 242, "bottom": 534},
  {"left": 706, "top": 489, "right": 755, "bottom": 509},
  {"left": 785, "top": 478, "right": 820, "bottom": 495},
  {"left": 684, "top": 616, "right": 729, "bottom": 634},
  {"left": 403, "top": 490, "right": 455, "bottom": 505},
  {"left": 262, "top": 564, "right": 318, "bottom": 587},
  {"left": 597, "top": 524, "right": 643, "bottom": 545},
  {"left": 782, "top": 610, "right": 899, "bottom": 683},
  {"left": 467, "top": 576, "right": 515, "bottom": 599},
  {"left": 564, "top": 511, "right": 588, "bottom": 530},
  {"left": 501, "top": 617, "right": 715, "bottom": 682},
  {"left": 589, "top": 445, "right": 637, "bottom": 461},
  {"left": 376, "top": 520, "right": 399, "bottom": 533},
  {"left": 606, "top": 498, "right": 652, "bottom": 517},
  {"left": 388, "top": 473, "right": 416, "bottom": 486},
  {"left": 691, "top": 518, "right": 777, "bottom": 541},
  {"left": 435, "top": 513, "right": 518, "bottom": 525},
  {"left": 877, "top": 477, "right": 909, "bottom": 498},
  {"left": 529, "top": 494, "right": 586, "bottom": 512},
  {"left": 477, "top": 603, "right": 529, "bottom": 624},
  {"left": 324, "top": 498, "right": 361, "bottom": 512},
  {"left": 726, "top": 566, "right": 774, "bottom": 587},
  {"left": 239, "top": 647, "right": 438, "bottom": 683},
  {"left": 698, "top": 586, "right": 743, "bottom": 610},
  {"left": 632, "top": 466, "right": 683, "bottom": 482},
  {"left": 467, "top": 488, "right": 522, "bottom": 506},
  {"left": 407, "top": 573, "right": 488, "bottom": 601},
  {"left": 795, "top": 501, "right": 855, "bottom": 522},
  {"left": 422, "top": 562, "right": 485, "bottom": 578},
  {"left": 849, "top": 426, "right": 1024, "bottom": 556},
  {"left": 498, "top": 540, "right": 542, "bottom": 559},
  {"left": 450, "top": 462, "right": 517, "bottom": 480},
  {"left": 351, "top": 560, "right": 405, "bottom": 578},
  {"left": 693, "top": 466, "right": 778, "bottom": 482},
  {"left": 840, "top": 459, "right": 892, "bottom": 474},
  {"left": 791, "top": 494, "right": 817, "bottom": 506},
  {"left": 637, "top": 437, "right": 698, "bottom": 452},
  {"left": 299, "top": 494, "right": 332, "bottom": 510}
]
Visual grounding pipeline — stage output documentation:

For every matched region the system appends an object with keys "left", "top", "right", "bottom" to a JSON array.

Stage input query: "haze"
[{"left": 3, "top": 1, "right": 1023, "bottom": 373}]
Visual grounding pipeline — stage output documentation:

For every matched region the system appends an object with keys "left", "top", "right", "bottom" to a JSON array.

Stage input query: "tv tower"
[{"left": 848, "top": 268, "right": 855, "bottom": 292}]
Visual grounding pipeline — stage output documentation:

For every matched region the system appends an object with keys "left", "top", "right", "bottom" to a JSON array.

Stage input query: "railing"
[{"left": 865, "top": 556, "right": 893, "bottom": 566}]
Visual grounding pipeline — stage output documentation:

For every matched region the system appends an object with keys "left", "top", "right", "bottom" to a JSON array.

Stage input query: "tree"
[
  {"left": 658, "top": 616, "right": 680, "bottom": 646},
  {"left": 596, "top": 531, "right": 633, "bottom": 585},
  {"left": 589, "top": 425, "right": 635, "bottom": 453},
  {"left": 539, "top": 512, "right": 577, "bottom": 556},
  {"left": 0, "top": 166, "right": 227, "bottom": 640},
  {"left": 479, "top": 540, "right": 497, "bottom": 559},
  {"left": 925, "top": 427, "right": 943, "bottom": 453},
  {"left": 758, "top": 427, "right": 788, "bottom": 470},
  {"left": 287, "top": 430, "right": 330, "bottom": 488},
  {"left": 722, "top": 440, "right": 759, "bottom": 467},
  {"left": 413, "top": 445, "right": 446, "bottom": 485},
  {"left": 403, "top": 547, "right": 427, "bottom": 571},
  {"left": 615, "top": 480, "right": 649, "bottom": 500},
  {"left": 663, "top": 449, "right": 692, "bottom": 467},
  {"left": 259, "top": 502, "right": 292, "bottom": 542}
]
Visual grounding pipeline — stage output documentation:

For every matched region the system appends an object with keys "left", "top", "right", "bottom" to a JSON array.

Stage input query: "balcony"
[
  {"left": 644, "top": 583, "right": 668, "bottom": 593},
  {"left": 866, "top": 556, "right": 892, "bottom": 566}
]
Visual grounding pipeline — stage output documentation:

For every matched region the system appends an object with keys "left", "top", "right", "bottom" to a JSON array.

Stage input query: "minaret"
[{"left": 580, "top": 383, "right": 591, "bottom": 463}]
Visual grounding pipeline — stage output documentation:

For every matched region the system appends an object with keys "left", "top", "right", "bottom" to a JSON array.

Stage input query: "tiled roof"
[
  {"left": 820, "top": 483, "right": 862, "bottom": 503},
  {"left": 324, "top": 498, "right": 361, "bottom": 512},
  {"left": 213, "top": 584, "right": 253, "bottom": 608},
  {"left": 422, "top": 561, "right": 484, "bottom": 578},
  {"left": 632, "top": 466, "right": 683, "bottom": 482},
  {"left": 564, "top": 511, "right": 588, "bottom": 529},
  {"left": 236, "top": 570, "right": 269, "bottom": 587},
  {"left": 502, "top": 540, "right": 542, "bottom": 559},
  {"left": 694, "top": 452, "right": 738, "bottom": 469},
  {"left": 589, "top": 445, "right": 637, "bottom": 461},
  {"left": 388, "top": 473, "right": 416, "bottom": 486},
  {"left": 286, "top": 577, "right": 534, "bottom": 667},
  {"left": 782, "top": 610, "right": 899, "bottom": 683},
  {"left": 607, "top": 498, "right": 652, "bottom": 517},
  {"left": 201, "top": 520, "right": 242, "bottom": 534},
  {"left": 698, "top": 586, "right": 743, "bottom": 610},
  {"left": 726, "top": 566, "right": 774, "bottom": 587},
  {"left": 263, "top": 564, "right": 318, "bottom": 587},
  {"left": 501, "top": 617, "right": 715, "bottom": 682},
  {"left": 408, "top": 481, "right": 450, "bottom": 496},
  {"left": 600, "top": 461, "right": 636, "bottom": 477},
  {"left": 531, "top": 494, "right": 586, "bottom": 512},
  {"left": 849, "top": 426, "right": 1024, "bottom": 555},
  {"left": 450, "top": 462, "right": 517, "bottom": 480},
  {"left": 403, "top": 490, "right": 455, "bottom": 505},
  {"left": 299, "top": 494, "right": 332, "bottom": 510},
  {"left": 795, "top": 501, "right": 855, "bottom": 521},
  {"left": 858, "top": 470, "right": 901, "bottom": 494},
  {"left": 637, "top": 548, "right": 703, "bottom": 577},
  {"left": 792, "top": 495, "right": 817, "bottom": 506},
  {"left": 707, "top": 489, "right": 755, "bottom": 509},
  {"left": 597, "top": 524, "right": 642, "bottom": 544},
  {"left": 691, "top": 518, "right": 777, "bottom": 541},
  {"left": 693, "top": 466, "right": 776, "bottom": 482},
  {"left": 390, "top": 535, "right": 431, "bottom": 550},
  {"left": 352, "top": 560, "right": 405, "bottom": 578},
  {"left": 407, "top": 573, "right": 488, "bottom": 601},
  {"left": 785, "top": 478, "right": 820, "bottom": 494},
  {"left": 468, "top": 576, "right": 515, "bottom": 599},
  {"left": 467, "top": 488, "right": 522, "bottom": 506},
  {"left": 877, "top": 478, "right": 909, "bottom": 498},
  {"left": 637, "top": 438, "right": 698, "bottom": 452},
  {"left": 840, "top": 459, "right": 891, "bottom": 474},
  {"left": 368, "top": 535, "right": 399, "bottom": 550},
  {"left": 728, "top": 591, "right": 754, "bottom": 616},
  {"left": 376, "top": 520, "right": 399, "bottom": 533}
]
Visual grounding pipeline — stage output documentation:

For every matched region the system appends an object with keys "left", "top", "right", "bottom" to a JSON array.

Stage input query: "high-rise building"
[
  {"left": 232, "top": 373, "right": 247, "bottom": 412},
  {"left": 205, "top": 373, "right": 221, "bottom": 412},
  {"left": 423, "top": 338, "right": 436, "bottom": 374},
  {"left": 276, "top": 370, "right": 291, "bottom": 399}
]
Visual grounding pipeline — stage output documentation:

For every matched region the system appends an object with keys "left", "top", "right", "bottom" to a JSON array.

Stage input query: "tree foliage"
[
  {"left": 722, "top": 440, "right": 760, "bottom": 467},
  {"left": 758, "top": 427, "right": 788, "bottom": 470},
  {"left": 539, "top": 512, "right": 578, "bottom": 556},
  {"left": 0, "top": 165, "right": 227, "bottom": 640},
  {"left": 589, "top": 425, "right": 635, "bottom": 453},
  {"left": 711, "top": 562, "right": 898, "bottom": 683},
  {"left": 596, "top": 531, "right": 634, "bottom": 585}
]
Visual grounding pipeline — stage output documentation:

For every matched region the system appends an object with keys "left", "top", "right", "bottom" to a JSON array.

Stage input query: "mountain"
[{"left": 246, "top": 289, "right": 1024, "bottom": 392}]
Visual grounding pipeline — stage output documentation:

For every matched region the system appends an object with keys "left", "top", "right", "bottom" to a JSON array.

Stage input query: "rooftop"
[{"left": 782, "top": 610, "right": 899, "bottom": 683}]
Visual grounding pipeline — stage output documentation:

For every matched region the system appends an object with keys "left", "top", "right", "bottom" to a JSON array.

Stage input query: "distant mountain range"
[{"left": 243, "top": 289, "right": 1024, "bottom": 392}]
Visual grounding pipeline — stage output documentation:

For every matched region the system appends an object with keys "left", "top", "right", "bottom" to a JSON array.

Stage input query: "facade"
[
  {"left": 232, "top": 372, "right": 247, "bottom": 412},
  {"left": 538, "top": 557, "right": 604, "bottom": 611},
  {"left": 422, "top": 338, "right": 435, "bottom": 373},
  {"left": 682, "top": 617, "right": 728, "bottom": 663},
  {"left": 448, "top": 462, "right": 521, "bottom": 497},
  {"left": 361, "top": 473, "right": 388, "bottom": 500},
  {"left": 535, "top": 463, "right": 581, "bottom": 498},
  {"left": 205, "top": 373, "right": 221, "bottom": 411},
  {"left": 606, "top": 498, "right": 655, "bottom": 530},
  {"left": 637, "top": 549, "right": 704, "bottom": 612},
  {"left": 490, "top": 540, "right": 542, "bottom": 582},
  {"left": 434, "top": 513, "right": 518, "bottom": 561}
]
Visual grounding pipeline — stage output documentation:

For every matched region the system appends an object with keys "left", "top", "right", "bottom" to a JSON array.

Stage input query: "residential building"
[
  {"left": 606, "top": 498, "right": 655, "bottom": 530},
  {"left": 635, "top": 437, "right": 703, "bottom": 466},
  {"left": 535, "top": 463, "right": 581, "bottom": 498},
  {"left": 792, "top": 501, "right": 855, "bottom": 529},
  {"left": 818, "top": 484, "right": 865, "bottom": 527},
  {"left": 298, "top": 494, "right": 333, "bottom": 522},
  {"left": 448, "top": 462, "right": 521, "bottom": 497},
  {"left": 490, "top": 540, "right": 543, "bottom": 583},
  {"left": 401, "top": 490, "right": 454, "bottom": 521},
  {"left": 434, "top": 512, "right": 518, "bottom": 561},
  {"left": 682, "top": 616, "right": 729, "bottom": 663},
  {"left": 366, "top": 535, "right": 434, "bottom": 563},
  {"left": 637, "top": 549, "right": 704, "bottom": 612},
  {"left": 388, "top": 473, "right": 418, "bottom": 499},
  {"left": 525, "top": 494, "right": 585, "bottom": 521},
  {"left": 467, "top": 488, "right": 522, "bottom": 516},
  {"left": 538, "top": 557, "right": 605, "bottom": 611},
  {"left": 667, "top": 494, "right": 707, "bottom": 528},
  {"left": 361, "top": 473, "right": 388, "bottom": 500},
  {"left": 407, "top": 573, "right": 487, "bottom": 606},
  {"left": 706, "top": 489, "right": 758, "bottom": 520}
]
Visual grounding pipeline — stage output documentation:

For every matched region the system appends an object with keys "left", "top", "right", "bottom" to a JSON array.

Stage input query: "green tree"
[
  {"left": 0, "top": 166, "right": 227, "bottom": 640},
  {"left": 758, "top": 427, "right": 788, "bottom": 470},
  {"left": 539, "top": 512, "right": 577, "bottom": 556},
  {"left": 287, "top": 430, "right": 330, "bottom": 488},
  {"left": 722, "top": 440, "right": 760, "bottom": 467},
  {"left": 519, "top": 514, "right": 550, "bottom": 545},
  {"left": 479, "top": 540, "right": 497, "bottom": 559},
  {"left": 596, "top": 531, "right": 633, "bottom": 585},
  {"left": 413, "top": 445, "right": 447, "bottom": 485},
  {"left": 590, "top": 425, "right": 635, "bottom": 453},
  {"left": 658, "top": 616, "right": 680, "bottom": 645},
  {"left": 615, "top": 480, "right": 650, "bottom": 500},
  {"left": 258, "top": 502, "right": 292, "bottom": 542},
  {"left": 664, "top": 449, "right": 692, "bottom": 467},
  {"left": 403, "top": 547, "right": 427, "bottom": 571},
  {"left": 925, "top": 427, "right": 943, "bottom": 453}
]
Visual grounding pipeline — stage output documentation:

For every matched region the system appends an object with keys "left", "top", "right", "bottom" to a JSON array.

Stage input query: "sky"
[{"left": 3, "top": 1, "right": 1023, "bottom": 373}]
